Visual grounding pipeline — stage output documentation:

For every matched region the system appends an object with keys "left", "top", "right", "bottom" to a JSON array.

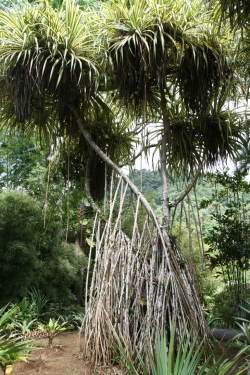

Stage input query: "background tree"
[
  {"left": 0, "top": 130, "right": 47, "bottom": 190},
  {"left": 0, "top": 129, "right": 89, "bottom": 307},
  {"left": 0, "top": 186, "right": 88, "bottom": 307},
  {"left": 204, "top": 170, "right": 250, "bottom": 321}
]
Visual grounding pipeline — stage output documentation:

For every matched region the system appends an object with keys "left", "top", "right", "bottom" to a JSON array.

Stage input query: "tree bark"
[
  {"left": 169, "top": 164, "right": 203, "bottom": 208},
  {"left": 160, "top": 87, "right": 170, "bottom": 230}
]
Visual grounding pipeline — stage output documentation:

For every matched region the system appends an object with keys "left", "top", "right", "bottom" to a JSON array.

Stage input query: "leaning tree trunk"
[{"left": 70, "top": 105, "right": 208, "bottom": 365}]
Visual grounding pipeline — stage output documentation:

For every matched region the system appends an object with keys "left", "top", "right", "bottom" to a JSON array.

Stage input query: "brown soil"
[{"left": 11, "top": 331, "right": 93, "bottom": 375}]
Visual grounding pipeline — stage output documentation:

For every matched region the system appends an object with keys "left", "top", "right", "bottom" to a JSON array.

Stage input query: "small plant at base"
[
  {"left": 232, "top": 302, "right": 250, "bottom": 355},
  {"left": 37, "top": 318, "right": 69, "bottom": 347}
]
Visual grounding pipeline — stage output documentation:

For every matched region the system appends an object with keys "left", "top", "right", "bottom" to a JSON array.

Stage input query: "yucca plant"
[{"left": 114, "top": 326, "right": 246, "bottom": 375}]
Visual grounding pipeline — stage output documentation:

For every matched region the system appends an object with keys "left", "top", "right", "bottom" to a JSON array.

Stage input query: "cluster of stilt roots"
[{"left": 80, "top": 172, "right": 208, "bottom": 366}]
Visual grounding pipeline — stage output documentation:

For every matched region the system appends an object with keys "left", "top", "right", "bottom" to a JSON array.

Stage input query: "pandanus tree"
[{"left": 0, "top": 0, "right": 244, "bottom": 365}]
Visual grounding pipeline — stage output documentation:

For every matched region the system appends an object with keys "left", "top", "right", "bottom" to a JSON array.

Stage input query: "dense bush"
[
  {"left": 0, "top": 190, "right": 41, "bottom": 304},
  {"left": 35, "top": 242, "right": 87, "bottom": 306},
  {"left": 0, "top": 189, "right": 87, "bottom": 307}
]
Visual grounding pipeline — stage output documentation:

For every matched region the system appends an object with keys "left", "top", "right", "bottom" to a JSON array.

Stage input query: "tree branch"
[
  {"left": 169, "top": 164, "right": 203, "bottom": 208},
  {"left": 69, "top": 104, "right": 163, "bottom": 233}
]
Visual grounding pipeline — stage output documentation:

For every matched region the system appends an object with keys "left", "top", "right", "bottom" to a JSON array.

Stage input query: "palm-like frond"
[
  {"left": 168, "top": 111, "right": 242, "bottom": 169},
  {"left": 102, "top": 0, "right": 181, "bottom": 105},
  {"left": 52, "top": 93, "right": 137, "bottom": 199},
  {"left": 150, "top": 93, "right": 244, "bottom": 175},
  {"left": 219, "top": 0, "right": 250, "bottom": 28},
  {"left": 0, "top": 0, "right": 101, "bottom": 124},
  {"left": 101, "top": 0, "right": 158, "bottom": 105},
  {"left": 102, "top": 0, "right": 234, "bottom": 115},
  {"left": 175, "top": 1, "right": 235, "bottom": 114}
]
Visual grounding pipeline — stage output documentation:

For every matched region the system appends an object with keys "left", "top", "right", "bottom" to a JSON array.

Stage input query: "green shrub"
[
  {"left": 0, "top": 190, "right": 41, "bottom": 304},
  {"left": 35, "top": 242, "right": 87, "bottom": 306},
  {"left": 0, "top": 189, "right": 88, "bottom": 307}
]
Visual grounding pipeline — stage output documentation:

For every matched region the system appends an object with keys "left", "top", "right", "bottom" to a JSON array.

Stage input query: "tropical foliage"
[
  {"left": 204, "top": 171, "right": 250, "bottom": 320},
  {"left": 0, "top": 305, "right": 37, "bottom": 373},
  {"left": 0, "top": 190, "right": 41, "bottom": 304},
  {"left": 37, "top": 318, "right": 69, "bottom": 347},
  {"left": 114, "top": 325, "right": 245, "bottom": 375},
  {"left": 0, "top": 0, "right": 249, "bottom": 369},
  {"left": 0, "top": 186, "right": 88, "bottom": 307}
]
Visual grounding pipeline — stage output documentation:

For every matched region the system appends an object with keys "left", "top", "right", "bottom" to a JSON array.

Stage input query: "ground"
[
  {"left": 8, "top": 331, "right": 248, "bottom": 375},
  {"left": 11, "top": 331, "right": 93, "bottom": 375},
  {"left": 10, "top": 331, "right": 121, "bottom": 375}
]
